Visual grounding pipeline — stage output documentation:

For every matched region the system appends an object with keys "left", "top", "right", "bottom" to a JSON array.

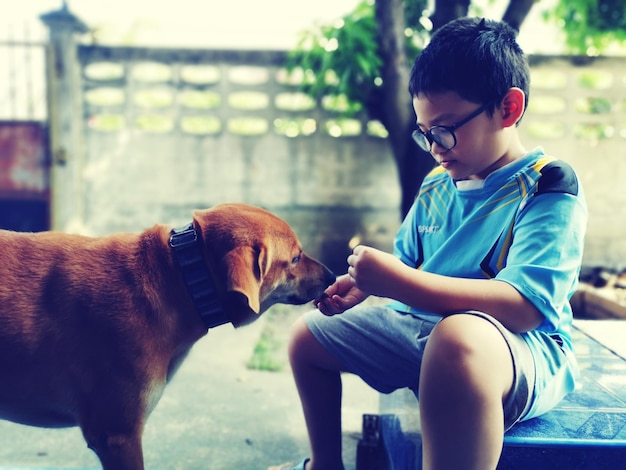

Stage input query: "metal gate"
[{"left": 0, "top": 29, "right": 50, "bottom": 231}]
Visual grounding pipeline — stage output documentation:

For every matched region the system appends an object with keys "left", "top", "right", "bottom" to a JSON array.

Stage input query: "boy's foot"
[{"left": 268, "top": 457, "right": 310, "bottom": 470}]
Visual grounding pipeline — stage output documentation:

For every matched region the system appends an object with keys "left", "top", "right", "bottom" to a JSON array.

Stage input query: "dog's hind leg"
[
  {"left": 79, "top": 401, "right": 147, "bottom": 470},
  {"left": 84, "top": 429, "right": 145, "bottom": 470}
]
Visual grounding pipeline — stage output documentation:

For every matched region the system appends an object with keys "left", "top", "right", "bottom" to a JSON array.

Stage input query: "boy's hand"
[
  {"left": 314, "top": 274, "right": 368, "bottom": 316},
  {"left": 347, "top": 245, "right": 402, "bottom": 298}
]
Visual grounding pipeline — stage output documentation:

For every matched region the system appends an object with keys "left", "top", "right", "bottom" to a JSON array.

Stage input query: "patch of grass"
[
  {"left": 247, "top": 304, "right": 309, "bottom": 372},
  {"left": 247, "top": 297, "right": 392, "bottom": 371}
]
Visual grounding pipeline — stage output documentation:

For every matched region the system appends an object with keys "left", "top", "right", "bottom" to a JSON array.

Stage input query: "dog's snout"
[
  {"left": 312, "top": 263, "right": 336, "bottom": 302},
  {"left": 323, "top": 265, "right": 336, "bottom": 287}
]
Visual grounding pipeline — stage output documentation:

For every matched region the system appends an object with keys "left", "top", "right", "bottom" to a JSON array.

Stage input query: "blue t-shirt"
[{"left": 389, "top": 147, "right": 587, "bottom": 352}]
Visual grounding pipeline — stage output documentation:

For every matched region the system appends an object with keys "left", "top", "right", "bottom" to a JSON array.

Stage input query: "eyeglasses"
[{"left": 412, "top": 103, "right": 489, "bottom": 152}]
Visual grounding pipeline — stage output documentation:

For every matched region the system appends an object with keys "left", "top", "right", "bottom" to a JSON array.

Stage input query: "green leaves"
[
  {"left": 546, "top": 0, "right": 626, "bottom": 54},
  {"left": 286, "top": 0, "right": 427, "bottom": 117},
  {"left": 287, "top": 1, "right": 381, "bottom": 107}
]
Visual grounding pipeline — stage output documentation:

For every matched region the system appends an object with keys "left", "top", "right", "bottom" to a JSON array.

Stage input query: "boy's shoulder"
[
  {"left": 533, "top": 158, "right": 579, "bottom": 196},
  {"left": 418, "top": 153, "right": 580, "bottom": 197}
]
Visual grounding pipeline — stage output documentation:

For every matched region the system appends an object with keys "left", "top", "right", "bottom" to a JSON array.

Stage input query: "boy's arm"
[{"left": 347, "top": 245, "right": 543, "bottom": 333}]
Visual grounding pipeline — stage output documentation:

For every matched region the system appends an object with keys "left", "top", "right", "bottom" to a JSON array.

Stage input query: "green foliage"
[
  {"left": 545, "top": 0, "right": 626, "bottom": 54},
  {"left": 286, "top": 1, "right": 380, "bottom": 106},
  {"left": 288, "top": 0, "right": 626, "bottom": 114},
  {"left": 247, "top": 326, "right": 284, "bottom": 372},
  {"left": 247, "top": 304, "right": 307, "bottom": 372},
  {"left": 286, "top": 0, "right": 428, "bottom": 114}
]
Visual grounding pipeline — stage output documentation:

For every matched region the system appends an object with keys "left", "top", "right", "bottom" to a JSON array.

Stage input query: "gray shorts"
[{"left": 304, "top": 305, "right": 536, "bottom": 431}]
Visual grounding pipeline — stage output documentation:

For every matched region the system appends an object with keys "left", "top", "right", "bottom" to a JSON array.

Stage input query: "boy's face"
[{"left": 412, "top": 91, "right": 522, "bottom": 181}]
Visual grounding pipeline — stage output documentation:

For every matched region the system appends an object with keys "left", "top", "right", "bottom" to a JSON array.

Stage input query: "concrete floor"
[
  {"left": 574, "top": 318, "right": 626, "bottom": 360},
  {"left": 0, "top": 314, "right": 623, "bottom": 470},
  {"left": 0, "top": 316, "right": 379, "bottom": 470}
]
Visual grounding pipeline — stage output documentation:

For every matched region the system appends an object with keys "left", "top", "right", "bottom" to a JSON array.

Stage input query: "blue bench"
[{"left": 356, "top": 322, "right": 626, "bottom": 469}]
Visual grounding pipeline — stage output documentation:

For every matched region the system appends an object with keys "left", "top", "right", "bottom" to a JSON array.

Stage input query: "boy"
[{"left": 271, "top": 17, "right": 587, "bottom": 470}]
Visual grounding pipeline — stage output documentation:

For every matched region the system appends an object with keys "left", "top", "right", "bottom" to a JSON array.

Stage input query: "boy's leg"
[
  {"left": 272, "top": 305, "right": 434, "bottom": 470},
  {"left": 419, "top": 313, "right": 515, "bottom": 470},
  {"left": 286, "top": 316, "right": 350, "bottom": 470}
]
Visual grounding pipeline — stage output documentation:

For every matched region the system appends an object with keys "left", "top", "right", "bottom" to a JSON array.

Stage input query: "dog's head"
[{"left": 193, "top": 204, "right": 335, "bottom": 327}]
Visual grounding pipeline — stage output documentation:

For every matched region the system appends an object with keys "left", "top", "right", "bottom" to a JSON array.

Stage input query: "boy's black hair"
[{"left": 408, "top": 17, "right": 530, "bottom": 119}]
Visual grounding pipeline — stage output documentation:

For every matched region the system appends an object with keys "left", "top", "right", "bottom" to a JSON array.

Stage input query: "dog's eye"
[{"left": 292, "top": 255, "right": 301, "bottom": 264}]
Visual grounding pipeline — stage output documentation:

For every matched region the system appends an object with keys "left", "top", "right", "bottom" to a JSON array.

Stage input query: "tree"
[
  {"left": 546, "top": 0, "right": 626, "bottom": 54},
  {"left": 287, "top": 0, "right": 537, "bottom": 218}
]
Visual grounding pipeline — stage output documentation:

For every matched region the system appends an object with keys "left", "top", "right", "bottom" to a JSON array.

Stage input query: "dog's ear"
[{"left": 222, "top": 245, "right": 265, "bottom": 327}]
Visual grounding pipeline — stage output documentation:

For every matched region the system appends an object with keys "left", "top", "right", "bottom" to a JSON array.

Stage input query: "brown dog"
[{"left": 0, "top": 203, "right": 335, "bottom": 470}]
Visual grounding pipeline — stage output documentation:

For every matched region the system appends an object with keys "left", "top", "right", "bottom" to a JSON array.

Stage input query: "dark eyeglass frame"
[{"left": 412, "top": 103, "right": 489, "bottom": 152}]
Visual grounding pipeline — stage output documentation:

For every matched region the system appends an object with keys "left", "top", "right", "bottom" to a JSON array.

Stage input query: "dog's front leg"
[{"left": 85, "top": 430, "right": 145, "bottom": 470}]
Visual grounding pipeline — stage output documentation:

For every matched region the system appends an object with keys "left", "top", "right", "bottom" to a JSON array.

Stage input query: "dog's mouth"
[
  {"left": 284, "top": 294, "right": 312, "bottom": 305},
  {"left": 287, "top": 288, "right": 333, "bottom": 305},
  {"left": 261, "top": 289, "right": 324, "bottom": 310},
  {"left": 315, "top": 292, "right": 330, "bottom": 303}
]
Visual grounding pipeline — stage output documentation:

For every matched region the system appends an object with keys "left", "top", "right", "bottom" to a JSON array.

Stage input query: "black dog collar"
[{"left": 169, "top": 223, "right": 229, "bottom": 329}]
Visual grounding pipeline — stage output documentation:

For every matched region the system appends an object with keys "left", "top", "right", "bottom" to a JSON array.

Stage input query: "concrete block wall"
[
  {"left": 75, "top": 46, "right": 402, "bottom": 273},
  {"left": 43, "top": 28, "right": 626, "bottom": 272},
  {"left": 522, "top": 56, "right": 626, "bottom": 270}
]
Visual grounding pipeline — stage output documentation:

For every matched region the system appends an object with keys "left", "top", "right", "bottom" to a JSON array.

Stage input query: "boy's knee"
[
  {"left": 425, "top": 314, "right": 505, "bottom": 372},
  {"left": 428, "top": 314, "right": 482, "bottom": 355},
  {"left": 288, "top": 316, "right": 309, "bottom": 358},
  {"left": 423, "top": 313, "right": 514, "bottom": 390},
  {"left": 287, "top": 314, "right": 326, "bottom": 367},
  {"left": 287, "top": 314, "right": 348, "bottom": 372}
]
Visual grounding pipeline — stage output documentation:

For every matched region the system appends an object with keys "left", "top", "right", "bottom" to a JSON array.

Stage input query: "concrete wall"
[
  {"left": 522, "top": 56, "right": 626, "bottom": 271},
  {"left": 75, "top": 46, "right": 401, "bottom": 274}
]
